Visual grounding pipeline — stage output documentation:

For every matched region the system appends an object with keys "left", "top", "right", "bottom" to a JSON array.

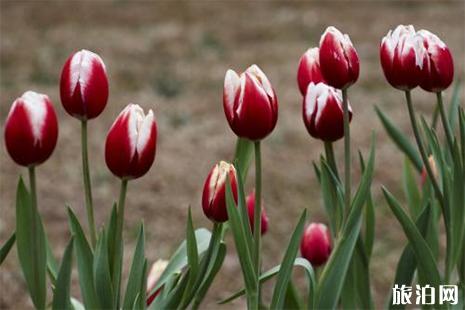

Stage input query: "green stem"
[
  {"left": 324, "top": 141, "right": 339, "bottom": 181},
  {"left": 342, "top": 89, "right": 351, "bottom": 216},
  {"left": 253, "top": 140, "right": 262, "bottom": 307},
  {"left": 436, "top": 91, "right": 454, "bottom": 152},
  {"left": 28, "top": 166, "right": 37, "bottom": 211},
  {"left": 81, "top": 120, "right": 96, "bottom": 248},
  {"left": 114, "top": 179, "right": 128, "bottom": 308},
  {"left": 431, "top": 104, "right": 439, "bottom": 130}
]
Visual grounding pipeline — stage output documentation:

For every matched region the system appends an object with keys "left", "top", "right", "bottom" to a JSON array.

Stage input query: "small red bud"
[{"left": 300, "top": 223, "right": 332, "bottom": 267}]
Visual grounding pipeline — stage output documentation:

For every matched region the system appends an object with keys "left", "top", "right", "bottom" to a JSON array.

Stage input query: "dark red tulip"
[
  {"left": 300, "top": 223, "right": 332, "bottom": 267},
  {"left": 303, "top": 82, "right": 352, "bottom": 142},
  {"left": 223, "top": 65, "right": 278, "bottom": 141},
  {"left": 417, "top": 30, "right": 454, "bottom": 92},
  {"left": 4, "top": 91, "right": 58, "bottom": 166},
  {"left": 202, "top": 161, "right": 238, "bottom": 223},
  {"left": 319, "top": 27, "right": 359, "bottom": 89},
  {"left": 246, "top": 191, "right": 269, "bottom": 235},
  {"left": 105, "top": 104, "right": 157, "bottom": 179},
  {"left": 60, "top": 49, "right": 109, "bottom": 120},
  {"left": 297, "top": 47, "right": 326, "bottom": 96}
]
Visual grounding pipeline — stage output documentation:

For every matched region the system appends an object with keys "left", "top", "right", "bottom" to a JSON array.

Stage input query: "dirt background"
[{"left": 1, "top": 1, "right": 464, "bottom": 309}]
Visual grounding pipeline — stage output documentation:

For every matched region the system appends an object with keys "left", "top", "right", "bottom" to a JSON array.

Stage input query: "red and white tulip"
[
  {"left": 300, "top": 223, "right": 332, "bottom": 267},
  {"left": 105, "top": 104, "right": 157, "bottom": 179},
  {"left": 246, "top": 191, "right": 269, "bottom": 235},
  {"left": 297, "top": 47, "right": 326, "bottom": 96},
  {"left": 4, "top": 91, "right": 58, "bottom": 166}
]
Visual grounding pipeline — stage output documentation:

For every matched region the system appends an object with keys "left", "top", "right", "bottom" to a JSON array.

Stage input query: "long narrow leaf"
[
  {"left": 52, "top": 238, "right": 74, "bottom": 310},
  {"left": 0, "top": 232, "right": 15, "bottom": 265},
  {"left": 123, "top": 224, "right": 146, "bottom": 309}
]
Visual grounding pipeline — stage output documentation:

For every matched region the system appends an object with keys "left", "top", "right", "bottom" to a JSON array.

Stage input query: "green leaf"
[
  {"left": 16, "top": 177, "right": 47, "bottom": 309},
  {"left": 123, "top": 224, "right": 146, "bottom": 310},
  {"left": 46, "top": 238, "right": 59, "bottom": 285},
  {"left": 359, "top": 152, "right": 375, "bottom": 259},
  {"left": 448, "top": 80, "right": 461, "bottom": 131},
  {"left": 94, "top": 230, "right": 114, "bottom": 309},
  {"left": 106, "top": 203, "right": 117, "bottom": 281},
  {"left": 0, "top": 232, "right": 15, "bottom": 265},
  {"left": 402, "top": 157, "right": 421, "bottom": 218},
  {"left": 52, "top": 238, "right": 74, "bottom": 310},
  {"left": 376, "top": 106, "right": 422, "bottom": 171},
  {"left": 235, "top": 167, "right": 254, "bottom": 252},
  {"left": 67, "top": 207, "right": 99, "bottom": 309},
  {"left": 270, "top": 209, "right": 307, "bottom": 309},
  {"left": 320, "top": 159, "right": 341, "bottom": 236},
  {"left": 233, "top": 137, "right": 254, "bottom": 178}
]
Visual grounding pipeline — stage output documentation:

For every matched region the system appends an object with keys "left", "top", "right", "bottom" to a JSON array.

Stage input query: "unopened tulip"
[
  {"left": 223, "top": 65, "right": 278, "bottom": 140},
  {"left": 105, "top": 104, "right": 157, "bottom": 179},
  {"left": 319, "top": 26, "right": 359, "bottom": 89},
  {"left": 297, "top": 47, "right": 326, "bottom": 96},
  {"left": 60, "top": 49, "right": 109, "bottom": 120},
  {"left": 4, "top": 91, "right": 58, "bottom": 166},
  {"left": 300, "top": 223, "right": 332, "bottom": 267},
  {"left": 202, "top": 161, "right": 238, "bottom": 223},
  {"left": 417, "top": 30, "right": 454, "bottom": 92},
  {"left": 420, "top": 155, "right": 438, "bottom": 187},
  {"left": 146, "top": 259, "right": 168, "bottom": 306},
  {"left": 246, "top": 191, "right": 269, "bottom": 235},
  {"left": 380, "top": 25, "right": 425, "bottom": 90},
  {"left": 303, "top": 82, "right": 352, "bottom": 142}
]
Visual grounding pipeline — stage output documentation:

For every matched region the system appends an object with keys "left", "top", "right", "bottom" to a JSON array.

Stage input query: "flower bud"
[
  {"left": 319, "top": 27, "right": 359, "bottom": 89},
  {"left": 146, "top": 259, "right": 168, "bottom": 306},
  {"left": 223, "top": 65, "right": 278, "bottom": 141},
  {"left": 303, "top": 82, "right": 352, "bottom": 142},
  {"left": 4, "top": 91, "right": 58, "bottom": 166},
  {"left": 380, "top": 25, "right": 425, "bottom": 90},
  {"left": 300, "top": 223, "right": 332, "bottom": 267},
  {"left": 105, "top": 104, "right": 157, "bottom": 179},
  {"left": 297, "top": 48, "right": 326, "bottom": 96},
  {"left": 60, "top": 49, "right": 109, "bottom": 120},
  {"left": 417, "top": 30, "right": 454, "bottom": 92},
  {"left": 420, "top": 155, "right": 438, "bottom": 187},
  {"left": 246, "top": 191, "right": 269, "bottom": 235},
  {"left": 202, "top": 161, "right": 238, "bottom": 223}
]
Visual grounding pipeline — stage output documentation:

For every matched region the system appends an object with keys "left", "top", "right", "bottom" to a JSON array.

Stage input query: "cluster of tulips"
[{"left": 1, "top": 23, "right": 464, "bottom": 309}]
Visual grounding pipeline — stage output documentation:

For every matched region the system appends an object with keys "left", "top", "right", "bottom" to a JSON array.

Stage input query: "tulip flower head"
[
  {"left": 202, "top": 161, "right": 238, "bottom": 223},
  {"left": 380, "top": 25, "right": 427, "bottom": 90},
  {"left": 417, "top": 30, "right": 454, "bottom": 92},
  {"left": 319, "top": 26, "right": 359, "bottom": 89},
  {"left": 300, "top": 223, "right": 332, "bottom": 267},
  {"left": 146, "top": 259, "right": 168, "bottom": 306},
  {"left": 246, "top": 191, "right": 269, "bottom": 235},
  {"left": 4, "top": 91, "right": 58, "bottom": 167},
  {"left": 223, "top": 65, "right": 278, "bottom": 141},
  {"left": 303, "top": 82, "right": 352, "bottom": 142},
  {"left": 60, "top": 49, "right": 109, "bottom": 120},
  {"left": 105, "top": 104, "right": 157, "bottom": 179},
  {"left": 297, "top": 47, "right": 326, "bottom": 96}
]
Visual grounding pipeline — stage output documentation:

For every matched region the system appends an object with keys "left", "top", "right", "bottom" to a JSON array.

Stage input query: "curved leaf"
[{"left": 52, "top": 238, "right": 74, "bottom": 310}]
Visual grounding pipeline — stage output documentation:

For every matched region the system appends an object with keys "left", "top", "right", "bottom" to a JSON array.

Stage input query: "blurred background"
[{"left": 1, "top": 1, "right": 464, "bottom": 308}]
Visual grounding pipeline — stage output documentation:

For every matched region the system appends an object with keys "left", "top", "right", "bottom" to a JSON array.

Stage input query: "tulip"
[
  {"left": 380, "top": 25, "right": 426, "bottom": 90},
  {"left": 302, "top": 82, "right": 352, "bottom": 142},
  {"left": 417, "top": 30, "right": 454, "bottom": 92},
  {"left": 60, "top": 49, "right": 109, "bottom": 120},
  {"left": 4, "top": 91, "right": 58, "bottom": 167},
  {"left": 146, "top": 260, "right": 168, "bottom": 306},
  {"left": 297, "top": 47, "right": 326, "bottom": 96},
  {"left": 105, "top": 104, "right": 157, "bottom": 179},
  {"left": 202, "top": 161, "right": 238, "bottom": 223},
  {"left": 319, "top": 26, "right": 359, "bottom": 89},
  {"left": 300, "top": 223, "right": 332, "bottom": 267},
  {"left": 246, "top": 191, "right": 269, "bottom": 235},
  {"left": 223, "top": 65, "right": 278, "bottom": 140}
]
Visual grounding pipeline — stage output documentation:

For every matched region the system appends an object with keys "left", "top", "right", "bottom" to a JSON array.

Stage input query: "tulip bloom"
[
  {"left": 105, "top": 104, "right": 157, "bottom": 179},
  {"left": 223, "top": 65, "right": 278, "bottom": 141},
  {"left": 60, "top": 49, "right": 109, "bottom": 120},
  {"left": 4, "top": 91, "right": 58, "bottom": 166},
  {"left": 300, "top": 223, "right": 332, "bottom": 267},
  {"left": 319, "top": 27, "right": 359, "bottom": 89},
  {"left": 417, "top": 30, "right": 454, "bottom": 92},
  {"left": 202, "top": 161, "right": 238, "bottom": 223},
  {"left": 303, "top": 82, "right": 352, "bottom": 142},
  {"left": 246, "top": 191, "right": 269, "bottom": 235},
  {"left": 146, "top": 260, "right": 168, "bottom": 306},
  {"left": 380, "top": 25, "right": 426, "bottom": 90},
  {"left": 297, "top": 47, "right": 326, "bottom": 96}
]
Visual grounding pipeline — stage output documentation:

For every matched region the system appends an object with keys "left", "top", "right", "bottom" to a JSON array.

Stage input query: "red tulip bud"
[
  {"left": 300, "top": 223, "right": 332, "bottom": 267},
  {"left": 319, "top": 27, "right": 359, "bottom": 89},
  {"left": 417, "top": 30, "right": 454, "bottom": 92},
  {"left": 380, "top": 25, "right": 425, "bottom": 90},
  {"left": 246, "top": 191, "right": 269, "bottom": 235},
  {"left": 297, "top": 47, "right": 326, "bottom": 96},
  {"left": 60, "top": 49, "right": 109, "bottom": 120},
  {"left": 223, "top": 65, "right": 278, "bottom": 141},
  {"left": 4, "top": 91, "right": 58, "bottom": 166},
  {"left": 146, "top": 260, "right": 168, "bottom": 306},
  {"left": 202, "top": 161, "right": 238, "bottom": 223},
  {"left": 303, "top": 82, "right": 352, "bottom": 142},
  {"left": 105, "top": 104, "right": 157, "bottom": 179}
]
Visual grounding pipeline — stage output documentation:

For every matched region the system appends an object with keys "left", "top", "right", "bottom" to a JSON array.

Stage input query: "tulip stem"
[
  {"left": 436, "top": 91, "right": 454, "bottom": 152},
  {"left": 253, "top": 140, "right": 262, "bottom": 304},
  {"left": 28, "top": 166, "right": 37, "bottom": 211},
  {"left": 342, "top": 89, "right": 351, "bottom": 215},
  {"left": 81, "top": 120, "right": 96, "bottom": 248},
  {"left": 324, "top": 141, "right": 339, "bottom": 180}
]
